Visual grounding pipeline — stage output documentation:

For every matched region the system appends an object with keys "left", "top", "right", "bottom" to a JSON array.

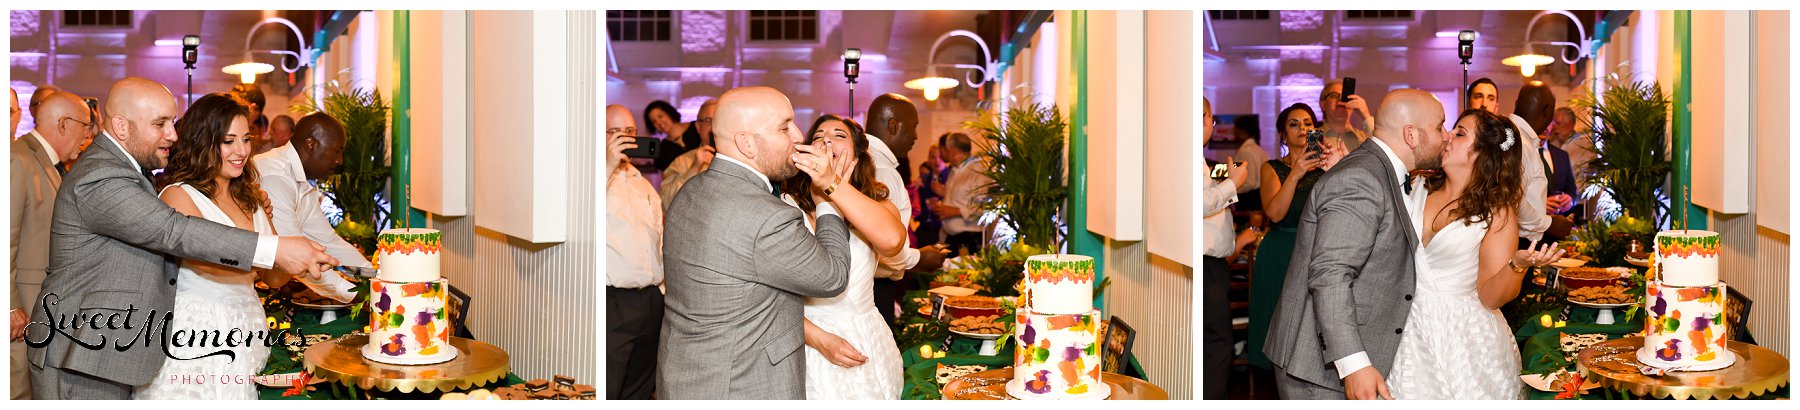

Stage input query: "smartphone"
[
  {"left": 1305, "top": 128, "right": 1326, "bottom": 158},
  {"left": 1209, "top": 161, "right": 1245, "bottom": 180},
  {"left": 622, "top": 136, "right": 661, "bottom": 158},
  {"left": 1340, "top": 77, "right": 1357, "bottom": 103}
]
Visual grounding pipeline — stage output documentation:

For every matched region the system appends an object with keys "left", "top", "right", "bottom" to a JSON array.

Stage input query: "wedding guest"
[
  {"left": 930, "top": 132, "right": 988, "bottom": 256},
  {"left": 1514, "top": 86, "right": 1577, "bottom": 223},
  {"left": 257, "top": 114, "right": 295, "bottom": 157},
  {"left": 10, "top": 91, "right": 90, "bottom": 400},
  {"left": 865, "top": 94, "right": 948, "bottom": 325},
  {"left": 605, "top": 104, "right": 663, "bottom": 400},
  {"left": 1549, "top": 107, "right": 1597, "bottom": 221},
  {"left": 1318, "top": 79, "right": 1372, "bottom": 150},
  {"left": 9, "top": 87, "right": 18, "bottom": 136},
  {"left": 1202, "top": 97, "right": 1248, "bottom": 399},
  {"left": 27, "top": 85, "right": 61, "bottom": 122},
  {"left": 1233, "top": 115, "right": 1268, "bottom": 215},
  {"left": 660, "top": 98, "right": 718, "bottom": 210},
  {"left": 912, "top": 141, "right": 946, "bottom": 246},
  {"left": 252, "top": 112, "right": 375, "bottom": 272},
  {"left": 1247, "top": 103, "right": 1327, "bottom": 373},
  {"left": 247, "top": 114, "right": 268, "bottom": 154},
  {"left": 1470, "top": 78, "right": 1551, "bottom": 246},
  {"left": 866, "top": 93, "right": 921, "bottom": 186},
  {"left": 28, "top": 77, "right": 335, "bottom": 400},
  {"left": 642, "top": 100, "right": 689, "bottom": 173}
]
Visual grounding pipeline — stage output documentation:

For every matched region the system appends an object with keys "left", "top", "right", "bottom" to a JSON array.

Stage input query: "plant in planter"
[
  {"left": 962, "top": 102, "right": 1070, "bottom": 251},
  {"left": 1569, "top": 68, "right": 1672, "bottom": 227},
  {"left": 293, "top": 78, "right": 393, "bottom": 253}
]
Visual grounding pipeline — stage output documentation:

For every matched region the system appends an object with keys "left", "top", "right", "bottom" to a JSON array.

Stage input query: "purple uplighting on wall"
[
  {"left": 1280, "top": 10, "right": 1323, "bottom": 32},
  {"left": 680, "top": 10, "right": 726, "bottom": 54}
]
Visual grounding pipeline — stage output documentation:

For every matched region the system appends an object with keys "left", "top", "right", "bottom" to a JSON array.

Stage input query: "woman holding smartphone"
[{"left": 1246, "top": 102, "right": 1330, "bottom": 371}]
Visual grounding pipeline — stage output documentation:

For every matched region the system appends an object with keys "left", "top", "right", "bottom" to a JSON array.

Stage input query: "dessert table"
[
  {"left": 1575, "top": 337, "right": 1789, "bottom": 400},
  {"left": 938, "top": 368, "right": 1166, "bottom": 400},
  {"left": 302, "top": 334, "right": 512, "bottom": 398}
]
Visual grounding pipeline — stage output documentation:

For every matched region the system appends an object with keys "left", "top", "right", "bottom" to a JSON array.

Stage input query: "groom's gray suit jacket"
[
  {"left": 27, "top": 134, "right": 261, "bottom": 389},
  {"left": 657, "top": 158, "right": 852, "bottom": 399},
  {"left": 1262, "top": 140, "right": 1419, "bottom": 390}
]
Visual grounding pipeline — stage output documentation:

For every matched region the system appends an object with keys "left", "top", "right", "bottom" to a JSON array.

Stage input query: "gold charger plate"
[
  {"left": 940, "top": 368, "right": 1167, "bottom": 400},
  {"left": 1575, "top": 336, "right": 1789, "bottom": 399},
  {"left": 304, "top": 334, "right": 510, "bottom": 393}
]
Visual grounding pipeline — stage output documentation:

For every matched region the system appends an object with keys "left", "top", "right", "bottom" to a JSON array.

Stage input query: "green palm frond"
[
  {"left": 962, "top": 103, "right": 1070, "bottom": 251},
  {"left": 1569, "top": 68, "right": 1672, "bottom": 226}
]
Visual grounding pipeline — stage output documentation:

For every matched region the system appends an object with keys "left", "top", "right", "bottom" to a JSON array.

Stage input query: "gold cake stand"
[
  {"left": 940, "top": 368, "right": 1168, "bottom": 400},
  {"left": 304, "top": 334, "right": 511, "bottom": 394},
  {"left": 1575, "top": 336, "right": 1789, "bottom": 399}
]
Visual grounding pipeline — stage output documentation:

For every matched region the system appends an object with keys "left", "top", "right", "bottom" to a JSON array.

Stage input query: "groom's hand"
[
  {"left": 274, "top": 236, "right": 339, "bottom": 280},
  {"left": 1343, "top": 367, "right": 1393, "bottom": 400}
]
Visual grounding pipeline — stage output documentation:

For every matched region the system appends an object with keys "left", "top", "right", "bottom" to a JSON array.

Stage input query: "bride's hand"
[
  {"left": 1512, "top": 241, "right": 1565, "bottom": 269},
  {"left": 804, "top": 327, "right": 868, "bottom": 368}
]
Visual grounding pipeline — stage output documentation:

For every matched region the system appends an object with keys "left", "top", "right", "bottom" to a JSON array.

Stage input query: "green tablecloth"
[
  {"left": 894, "top": 291, "right": 1147, "bottom": 400},
  {"left": 254, "top": 307, "right": 523, "bottom": 399}
]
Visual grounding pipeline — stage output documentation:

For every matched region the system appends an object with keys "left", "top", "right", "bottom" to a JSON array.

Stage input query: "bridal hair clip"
[{"left": 1499, "top": 128, "right": 1516, "bottom": 151}]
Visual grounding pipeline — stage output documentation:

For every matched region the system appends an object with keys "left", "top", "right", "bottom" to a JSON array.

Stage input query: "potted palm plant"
[
  {"left": 1569, "top": 69, "right": 1672, "bottom": 227},
  {"left": 293, "top": 78, "right": 393, "bottom": 253},
  {"left": 961, "top": 102, "right": 1071, "bottom": 251}
]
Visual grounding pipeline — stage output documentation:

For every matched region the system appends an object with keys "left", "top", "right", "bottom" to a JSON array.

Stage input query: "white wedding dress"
[
  {"left": 1386, "top": 180, "right": 1523, "bottom": 399},
  {"left": 136, "top": 183, "right": 272, "bottom": 400},
  {"left": 783, "top": 195, "right": 903, "bottom": 399}
]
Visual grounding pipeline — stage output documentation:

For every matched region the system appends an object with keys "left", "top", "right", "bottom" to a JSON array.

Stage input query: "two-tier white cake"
[{"left": 362, "top": 228, "right": 457, "bottom": 365}]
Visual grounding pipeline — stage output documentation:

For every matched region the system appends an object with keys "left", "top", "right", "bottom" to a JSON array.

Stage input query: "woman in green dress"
[{"left": 1248, "top": 103, "right": 1329, "bottom": 369}]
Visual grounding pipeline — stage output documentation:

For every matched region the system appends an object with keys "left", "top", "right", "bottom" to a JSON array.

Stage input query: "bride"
[
  {"left": 135, "top": 93, "right": 322, "bottom": 399},
  {"left": 780, "top": 114, "right": 907, "bottom": 399},
  {"left": 1381, "top": 109, "right": 1564, "bottom": 399}
]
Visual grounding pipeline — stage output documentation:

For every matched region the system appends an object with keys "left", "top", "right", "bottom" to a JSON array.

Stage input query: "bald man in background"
[
  {"left": 255, "top": 114, "right": 295, "bottom": 156},
  {"left": 27, "top": 78, "right": 337, "bottom": 399},
  {"left": 11, "top": 90, "right": 90, "bottom": 400},
  {"left": 605, "top": 104, "right": 664, "bottom": 399},
  {"left": 254, "top": 112, "right": 374, "bottom": 275},
  {"left": 9, "top": 88, "right": 19, "bottom": 137}
]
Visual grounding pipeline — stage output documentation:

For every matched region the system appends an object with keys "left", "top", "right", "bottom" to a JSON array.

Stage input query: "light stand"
[
  {"left": 182, "top": 35, "right": 200, "bottom": 108},
  {"left": 1458, "top": 30, "right": 1476, "bottom": 111},
  {"left": 843, "top": 48, "right": 861, "bottom": 119}
]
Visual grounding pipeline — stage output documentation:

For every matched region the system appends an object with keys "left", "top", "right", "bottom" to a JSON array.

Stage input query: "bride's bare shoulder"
[{"left": 159, "top": 185, "right": 204, "bottom": 218}]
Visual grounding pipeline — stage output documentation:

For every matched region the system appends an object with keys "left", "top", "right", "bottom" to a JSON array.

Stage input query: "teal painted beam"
[
  {"left": 1672, "top": 11, "right": 1705, "bottom": 230},
  {"left": 1068, "top": 11, "right": 1105, "bottom": 312},
  {"left": 390, "top": 11, "right": 425, "bottom": 228}
]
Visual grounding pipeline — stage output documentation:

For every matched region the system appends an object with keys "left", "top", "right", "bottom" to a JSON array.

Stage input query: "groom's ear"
[{"left": 733, "top": 131, "right": 755, "bottom": 160}]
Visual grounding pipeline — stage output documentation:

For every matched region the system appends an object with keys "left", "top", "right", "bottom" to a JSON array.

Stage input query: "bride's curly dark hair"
[
  {"left": 163, "top": 92, "right": 270, "bottom": 221},
  {"left": 1424, "top": 109, "right": 1523, "bottom": 225}
]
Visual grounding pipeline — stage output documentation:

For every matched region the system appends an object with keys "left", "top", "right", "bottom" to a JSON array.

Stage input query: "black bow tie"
[
  {"left": 1402, "top": 175, "right": 1415, "bottom": 195},
  {"left": 770, "top": 180, "right": 781, "bottom": 197}
]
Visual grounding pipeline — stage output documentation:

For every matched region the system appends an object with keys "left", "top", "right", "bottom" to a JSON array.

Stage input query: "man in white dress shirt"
[
  {"left": 604, "top": 104, "right": 664, "bottom": 399},
  {"left": 1201, "top": 97, "right": 1249, "bottom": 399},
  {"left": 929, "top": 133, "right": 991, "bottom": 256},
  {"left": 251, "top": 112, "right": 374, "bottom": 272},
  {"left": 1468, "top": 78, "right": 1551, "bottom": 247},
  {"left": 864, "top": 94, "right": 949, "bottom": 325}
]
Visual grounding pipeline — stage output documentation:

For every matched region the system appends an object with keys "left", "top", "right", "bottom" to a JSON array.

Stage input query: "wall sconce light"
[
  {"left": 904, "top": 29, "right": 996, "bottom": 102},
  {"left": 1504, "top": 10, "right": 1593, "bottom": 77}
]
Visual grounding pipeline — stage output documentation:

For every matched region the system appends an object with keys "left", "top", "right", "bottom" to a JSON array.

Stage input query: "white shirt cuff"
[
  {"left": 252, "top": 234, "right": 279, "bottom": 269},
  {"left": 1334, "top": 351, "right": 1372, "bottom": 379},
  {"left": 815, "top": 202, "right": 840, "bottom": 218}
]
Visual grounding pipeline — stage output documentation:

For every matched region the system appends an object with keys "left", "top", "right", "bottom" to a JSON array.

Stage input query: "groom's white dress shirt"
[
  {"left": 1331, "top": 137, "right": 1418, "bottom": 380},
  {"left": 253, "top": 143, "right": 373, "bottom": 270},
  {"left": 107, "top": 131, "right": 280, "bottom": 268}
]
